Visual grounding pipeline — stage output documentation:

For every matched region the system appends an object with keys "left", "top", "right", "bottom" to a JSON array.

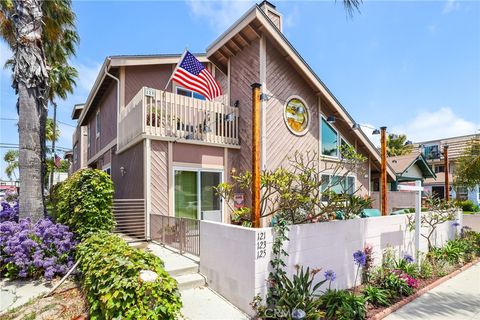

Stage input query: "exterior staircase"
[{"left": 129, "top": 241, "right": 249, "bottom": 319}]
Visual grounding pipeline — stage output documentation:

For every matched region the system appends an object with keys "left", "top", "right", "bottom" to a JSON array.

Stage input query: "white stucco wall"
[{"left": 200, "top": 212, "right": 460, "bottom": 316}]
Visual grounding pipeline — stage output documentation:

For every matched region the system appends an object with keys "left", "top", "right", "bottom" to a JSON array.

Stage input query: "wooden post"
[
  {"left": 251, "top": 83, "right": 262, "bottom": 228},
  {"left": 380, "top": 126, "right": 388, "bottom": 215},
  {"left": 444, "top": 145, "right": 450, "bottom": 201}
]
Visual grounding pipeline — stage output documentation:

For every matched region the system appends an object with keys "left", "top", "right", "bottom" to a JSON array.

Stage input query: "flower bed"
[
  {"left": 0, "top": 218, "right": 77, "bottom": 280},
  {"left": 252, "top": 223, "right": 480, "bottom": 320}
]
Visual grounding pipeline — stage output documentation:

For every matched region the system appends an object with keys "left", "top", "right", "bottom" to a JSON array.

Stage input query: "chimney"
[{"left": 258, "top": 1, "right": 282, "bottom": 32}]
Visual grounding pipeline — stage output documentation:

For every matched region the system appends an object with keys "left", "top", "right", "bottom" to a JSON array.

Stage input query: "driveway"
[{"left": 385, "top": 262, "right": 480, "bottom": 320}]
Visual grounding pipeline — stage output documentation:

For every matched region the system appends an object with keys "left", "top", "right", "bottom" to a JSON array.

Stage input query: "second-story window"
[
  {"left": 321, "top": 118, "right": 338, "bottom": 157},
  {"left": 87, "top": 124, "right": 91, "bottom": 150},
  {"left": 176, "top": 87, "right": 206, "bottom": 100},
  {"left": 434, "top": 165, "right": 445, "bottom": 173},
  {"left": 73, "top": 143, "right": 78, "bottom": 164},
  {"left": 423, "top": 145, "right": 439, "bottom": 159},
  {"left": 96, "top": 110, "right": 101, "bottom": 138}
]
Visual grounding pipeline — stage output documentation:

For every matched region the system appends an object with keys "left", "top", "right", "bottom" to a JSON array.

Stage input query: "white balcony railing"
[{"left": 118, "top": 87, "right": 240, "bottom": 150}]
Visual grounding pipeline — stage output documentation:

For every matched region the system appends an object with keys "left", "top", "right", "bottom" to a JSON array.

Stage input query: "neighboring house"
[
  {"left": 415, "top": 133, "right": 480, "bottom": 205},
  {"left": 70, "top": 1, "right": 398, "bottom": 237},
  {"left": 387, "top": 153, "right": 436, "bottom": 189},
  {"left": 369, "top": 153, "right": 435, "bottom": 213}
]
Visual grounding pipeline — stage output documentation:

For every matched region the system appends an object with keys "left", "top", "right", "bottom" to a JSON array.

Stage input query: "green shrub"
[
  {"left": 56, "top": 169, "right": 115, "bottom": 238},
  {"left": 362, "top": 285, "right": 390, "bottom": 307},
  {"left": 77, "top": 232, "right": 182, "bottom": 319},
  {"left": 456, "top": 200, "right": 480, "bottom": 212},
  {"left": 320, "top": 290, "right": 366, "bottom": 320},
  {"left": 419, "top": 258, "right": 434, "bottom": 279}
]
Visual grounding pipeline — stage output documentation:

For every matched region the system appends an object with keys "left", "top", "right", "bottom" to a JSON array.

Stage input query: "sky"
[{"left": 1, "top": 0, "right": 479, "bottom": 179}]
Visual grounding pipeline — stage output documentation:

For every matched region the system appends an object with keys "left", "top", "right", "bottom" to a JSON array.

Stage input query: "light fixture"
[
  {"left": 372, "top": 129, "right": 380, "bottom": 135},
  {"left": 225, "top": 113, "right": 235, "bottom": 122},
  {"left": 234, "top": 100, "right": 240, "bottom": 108},
  {"left": 352, "top": 123, "right": 361, "bottom": 130},
  {"left": 120, "top": 166, "right": 127, "bottom": 176},
  {"left": 326, "top": 115, "right": 336, "bottom": 124}
]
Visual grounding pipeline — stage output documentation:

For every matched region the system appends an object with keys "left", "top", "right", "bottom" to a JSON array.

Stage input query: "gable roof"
[
  {"left": 388, "top": 153, "right": 436, "bottom": 180},
  {"left": 206, "top": 4, "right": 396, "bottom": 180}
]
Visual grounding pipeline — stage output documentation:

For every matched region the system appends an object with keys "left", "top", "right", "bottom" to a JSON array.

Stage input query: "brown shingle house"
[{"left": 70, "top": 1, "right": 397, "bottom": 238}]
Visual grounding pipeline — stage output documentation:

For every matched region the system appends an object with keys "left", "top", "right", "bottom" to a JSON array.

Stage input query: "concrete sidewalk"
[{"left": 385, "top": 262, "right": 480, "bottom": 320}]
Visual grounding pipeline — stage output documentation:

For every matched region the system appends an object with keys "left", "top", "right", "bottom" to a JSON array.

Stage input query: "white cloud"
[
  {"left": 284, "top": 5, "right": 300, "bottom": 30},
  {"left": 442, "top": 0, "right": 460, "bottom": 14},
  {"left": 360, "top": 123, "right": 381, "bottom": 147},
  {"left": 72, "top": 61, "right": 102, "bottom": 94},
  {"left": 391, "top": 107, "right": 479, "bottom": 142},
  {"left": 186, "top": 0, "right": 255, "bottom": 32}
]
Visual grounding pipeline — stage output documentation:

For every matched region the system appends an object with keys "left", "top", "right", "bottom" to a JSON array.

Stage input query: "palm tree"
[
  {"left": 4, "top": 150, "right": 19, "bottom": 180},
  {"left": 387, "top": 134, "right": 413, "bottom": 157},
  {"left": 0, "top": 0, "right": 78, "bottom": 220}
]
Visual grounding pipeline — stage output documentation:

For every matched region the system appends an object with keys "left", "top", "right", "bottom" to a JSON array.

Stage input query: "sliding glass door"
[{"left": 174, "top": 169, "right": 223, "bottom": 221}]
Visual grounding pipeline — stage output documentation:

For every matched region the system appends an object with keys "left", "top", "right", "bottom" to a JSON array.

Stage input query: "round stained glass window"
[{"left": 284, "top": 97, "right": 309, "bottom": 136}]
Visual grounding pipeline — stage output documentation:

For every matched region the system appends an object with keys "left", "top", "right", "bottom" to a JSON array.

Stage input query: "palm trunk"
[
  {"left": 49, "top": 101, "right": 57, "bottom": 190},
  {"left": 13, "top": 0, "right": 48, "bottom": 221}
]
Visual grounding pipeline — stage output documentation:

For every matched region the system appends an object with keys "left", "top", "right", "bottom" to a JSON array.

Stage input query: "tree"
[
  {"left": 3, "top": 150, "right": 19, "bottom": 180},
  {"left": 342, "top": 0, "right": 362, "bottom": 17},
  {"left": 455, "top": 137, "right": 480, "bottom": 190},
  {"left": 386, "top": 134, "right": 413, "bottom": 157},
  {"left": 216, "top": 145, "right": 369, "bottom": 225},
  {"left": 1, "top": 0, "right": 78, "bottom": 220}
]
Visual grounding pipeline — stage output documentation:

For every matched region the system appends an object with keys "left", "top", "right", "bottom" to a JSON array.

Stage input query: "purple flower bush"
[
  {"left": 0, "top": 218, "right": 77, "bottom": 280},
  {"left": 353, "top": 250, "right": 367, "bottom": 267},
  {"left": 403, "top": 254, "right": 414, "bottom": 264},
  {"left": 0, "top": 202, "right": 19, "bottom": 222}
]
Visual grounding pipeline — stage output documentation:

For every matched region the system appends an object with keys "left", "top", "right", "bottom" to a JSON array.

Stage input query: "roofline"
[
  {"left": 207, "top": 5, "right": 396, "bottom": 180},
  {"left": 400, "top": 153, "right": 436, "bottom": 179},
  {"left": 415, "top": 132, "right": 480, "bottom": 145},
  {"left": 76, "top": 54, "right": 209, "bottom": 126}
]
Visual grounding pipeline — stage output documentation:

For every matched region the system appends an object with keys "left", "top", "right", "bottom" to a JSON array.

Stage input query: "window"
[
  {"left": 456, "top": 186, "right": 468, "bottom": 201},
  {"left": 102, "top": 165, "right": 111, "bottom": 176},
  {"left": 284, "top": 97, "right": 310, "bottom": 136},
  {"left": 434, "top": 165, "right": 445, "bottom": 173},
  {"left": 176, "top": 87, "right": 206, "bottom": 100},
  {"left": 87, "top": 124, "right": 92, "bottom": 150},
  {"left": 321, "top": 118, "right": 338, "bottom": 157},
  {"left": 95, "top": 111, "right": 101, "bottom": 138},
  {"left": 321, "top": 174, "right": 355, "bottom": 200},
  {"left": 73, "top": 143, "right": 78, "bottom": 164},
  {"left": 423, "top": 145, "right": 440, "bottom": 159}
]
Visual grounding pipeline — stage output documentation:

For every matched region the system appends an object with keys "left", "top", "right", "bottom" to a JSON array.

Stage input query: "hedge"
[
  {"left": 77, "top": 232, "right": 182, "bottom": 319},
  {"left": 56, "top": 169, "right": 115, "bottom": 238}
]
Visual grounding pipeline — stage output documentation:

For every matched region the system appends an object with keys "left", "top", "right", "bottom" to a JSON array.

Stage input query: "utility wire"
[{"left": 0, "top": 117, "right": 76, "bottom": 127}]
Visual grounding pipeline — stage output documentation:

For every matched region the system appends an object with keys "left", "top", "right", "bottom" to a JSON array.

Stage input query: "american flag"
[
  {"left": 172, "top": 51, "right": 222, "bottom": 100},
  {"left": 54, "top": 154, "right": 62, "bottom": 168}
]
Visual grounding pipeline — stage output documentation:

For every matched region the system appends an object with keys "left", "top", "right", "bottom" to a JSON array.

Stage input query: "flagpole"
[{"left": 164, "top": 49, "right": 188, "bottom": 91}]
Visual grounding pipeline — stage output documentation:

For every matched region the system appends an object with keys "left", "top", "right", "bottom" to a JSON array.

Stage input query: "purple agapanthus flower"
[
  {"left": 403, "top": 254, "right": 414, "bottom": 264},
  {"left": 452, "top": 221, "right": 460, "bottom": 227},
  {"left": 324, "top": 269, "right": 336, "bottom": 282},
  {"left": 353, "top": 250, "right": 366, "bottom": 267}
]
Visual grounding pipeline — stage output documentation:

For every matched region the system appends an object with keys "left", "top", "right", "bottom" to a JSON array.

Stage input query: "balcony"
[{"left": 118, "top": 87, "right": 240, "bottom": 151}]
